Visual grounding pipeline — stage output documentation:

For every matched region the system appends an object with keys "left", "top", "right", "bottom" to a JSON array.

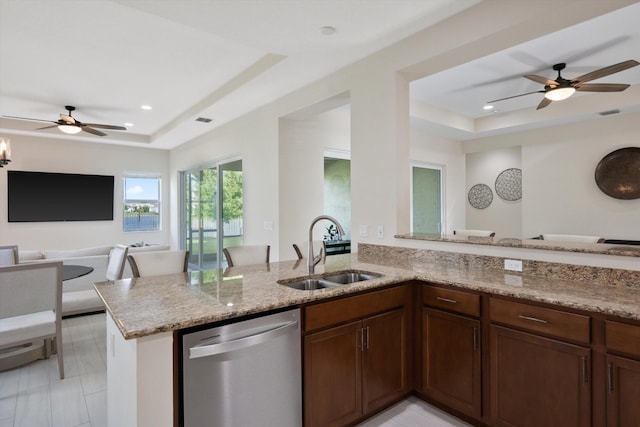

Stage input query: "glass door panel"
[
  {"left": 182, "top": 159, "right": 242, "bottom": 270},
  {"left": 412, "top": 165, "right": 443, "bottom": 234}
]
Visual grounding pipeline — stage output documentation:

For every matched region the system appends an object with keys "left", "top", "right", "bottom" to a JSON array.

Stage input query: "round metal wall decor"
[
  {"left": 595, "top": 147, "right": 640, "bottom": 200},
  {"left": 495, "top": 168, "right": 522, "bottom": 201},
  {"left": 468, "top": 183, "right": 493, "bottom": 209}
]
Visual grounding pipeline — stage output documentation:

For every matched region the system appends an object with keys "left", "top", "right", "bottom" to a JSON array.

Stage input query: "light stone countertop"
[
  {"left": 395, "top": 233, "right": 640, "bottom": 258},
  {"left": 94, "top": 254, "right": 640, "bottom": 340}
]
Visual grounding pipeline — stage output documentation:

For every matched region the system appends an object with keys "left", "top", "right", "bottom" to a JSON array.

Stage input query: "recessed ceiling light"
[
  {"left": 141, "top": 105, "right": 152, "bottom": 110},
  {"left": 125, "top": 122, "right": 134, "bottom": 127},
  {"left": 483, "top": 105, "right": 494, "bottom": 111},
  {"left": 320, "top": 26, "right": 336, "bottom": 36}
]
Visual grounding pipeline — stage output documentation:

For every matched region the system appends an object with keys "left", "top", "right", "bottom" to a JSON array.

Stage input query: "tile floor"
[{"left": 0, "top": 313, "right": 470, "bottom": 427}]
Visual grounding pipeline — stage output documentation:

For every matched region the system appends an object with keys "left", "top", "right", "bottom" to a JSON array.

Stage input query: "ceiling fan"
[
  {"left": 3, "top": 105, "right": 126, "bottom": 136},
  {"left": 488, "top": 59, "right": 639, "bottom": 110}
]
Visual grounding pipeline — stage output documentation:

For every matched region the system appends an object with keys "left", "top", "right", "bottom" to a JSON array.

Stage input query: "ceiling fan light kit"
[
  {"left": 2, "top": 105, "right": 127, "bottom": 137},
  {"left": 488, "top": 59, "right": 639, "bottom": 110},
  {"left": 58, "top": 124, "right": 82, "bottom": 135},
  {"left": 544, "top": 86, "right": 576, "bottom": 101}
]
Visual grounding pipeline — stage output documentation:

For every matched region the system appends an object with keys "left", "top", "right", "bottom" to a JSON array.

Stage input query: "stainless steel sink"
[
  {"left": 278, "top": 270, "right": 382, "bottom": 290},
  {"left": 279, "top": 278, "right": 339, "bottom": 290},
  {"left": 321, "top": 271, "right": 381, "bottom": 284}
]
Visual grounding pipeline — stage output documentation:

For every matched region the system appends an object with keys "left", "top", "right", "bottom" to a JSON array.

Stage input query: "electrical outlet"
[
  {"left": 359, "top": 225, "right": 368, "bottom": 237},
  {"left": 504, "top": 274, "right": 523, "bottom": 287},
  {"left": 504, "top": 259, "right": 523, "bottom": 272},
  {"left": 263, "top": 221, "right": 273, "bottom": 231},
  {"left": 377, "top": 225, "right": 384, "bottom": 238}
]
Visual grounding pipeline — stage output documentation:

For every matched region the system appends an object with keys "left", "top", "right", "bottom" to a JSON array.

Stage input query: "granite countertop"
[
  {"left": 95, "top": 254, "right": 640, "bottom": 340},
  {"left": 396, "top": 232, "right": 640, "bottom": 258}
]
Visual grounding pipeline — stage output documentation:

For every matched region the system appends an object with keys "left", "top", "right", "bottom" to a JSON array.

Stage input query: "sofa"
[{"left": 19, "top": 244, "right": 171, "bottom": 317}]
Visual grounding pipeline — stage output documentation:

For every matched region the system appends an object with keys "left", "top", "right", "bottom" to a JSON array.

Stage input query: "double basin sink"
[{"left": 278, "top": 270, "right": 382, "bottom": 290}]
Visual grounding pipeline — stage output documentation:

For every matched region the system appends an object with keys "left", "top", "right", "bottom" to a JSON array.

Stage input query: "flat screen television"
[{"left": 8, "top": 170, "right": 114, "bottom": 222}]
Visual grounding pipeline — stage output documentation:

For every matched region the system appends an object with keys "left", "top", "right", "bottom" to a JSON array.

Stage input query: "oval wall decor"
[
  {"left": 495, "top": 168, "right": 522, "bottom": 201},
  {"left": 595, "top": 147, "right": 640, "bottom": 200},
  {"left": 468, "top": 183, "right": 493, "bottom": 209}
]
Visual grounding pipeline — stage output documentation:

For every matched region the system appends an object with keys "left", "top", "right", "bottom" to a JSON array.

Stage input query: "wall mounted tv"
[{"left": 8, "top": 171, "right": 114, "bottom": 222}]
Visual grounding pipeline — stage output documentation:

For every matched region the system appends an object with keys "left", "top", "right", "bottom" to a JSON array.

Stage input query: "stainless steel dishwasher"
[{"left": 181, "top": 308, "right": 301, "bottom": 427}]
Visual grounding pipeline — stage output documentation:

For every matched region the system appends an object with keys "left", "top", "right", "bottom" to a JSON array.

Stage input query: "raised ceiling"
[
  {"left": 409, "top": 1, "right": 640, "bottom": 140},
  {"left": 0, "top": 0, "right": 472, "bottom": 149},
  {"left": 1, "top": 0, "right": 638, "bottom": 149}
]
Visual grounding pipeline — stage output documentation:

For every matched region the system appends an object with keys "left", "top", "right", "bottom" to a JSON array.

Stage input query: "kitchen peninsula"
[{"left": 95, "top": 245, "right": 640, "bottom": 427}]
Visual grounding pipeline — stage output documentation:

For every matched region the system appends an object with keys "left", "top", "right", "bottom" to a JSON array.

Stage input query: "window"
[
  {"left": 123, "top": 176, "right": 160, "bottom": 232},
  {"left": 411, "top": 163, "right": 444, "bottom": 234}
]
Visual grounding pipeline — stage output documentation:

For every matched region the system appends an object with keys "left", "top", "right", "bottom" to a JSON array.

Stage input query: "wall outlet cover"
[{"left": 504, "top": 259, "right": 523, "bottom": 272}]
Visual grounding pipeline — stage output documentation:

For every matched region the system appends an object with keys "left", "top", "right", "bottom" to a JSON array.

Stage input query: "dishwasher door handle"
[{"left": 189, "top": 320, "right": 298, "bottom": 359}]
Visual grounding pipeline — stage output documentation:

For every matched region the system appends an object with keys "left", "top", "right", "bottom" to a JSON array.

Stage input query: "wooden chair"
[
  {"left": 0, "top": 261, "right": 64, "bottom": 378},
  {"left": 223, "top": 245, "right": 270, "bottom": 267},
  {"left": 0, "top": 245, "right": 19, "bottom": 266},
  {"left": 127, "top": 250, "right": 189, "bottom": 278},
  {"left": 105, "top": 244, "right": 129, "bottom": 281},
  {"left": 292, "top": 240, "right": 326, "bottom": 262}
]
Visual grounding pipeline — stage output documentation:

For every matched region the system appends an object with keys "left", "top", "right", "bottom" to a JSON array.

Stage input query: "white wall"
[
  {"left": 0, "top": 134, "right": 170, "bottom": 250},
  {"left": 463, "top": 112, "right": 640, "bottom": 241},
  {"left": 169, "top": 109, "right": 280, "bottom": 257},
  {"left": 278, "top": 107, "right": 351, "bottom": 261},
  {"left": 410, "top": 128, "right": 465, "bottom": 234},
  {"left": 465, "top": 146, "right": 522, "bottom": 238},
  {"left": 163, "top": 0, "right": 638, "bottom": 269}
]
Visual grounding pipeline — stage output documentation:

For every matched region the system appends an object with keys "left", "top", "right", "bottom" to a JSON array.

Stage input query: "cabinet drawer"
[
  {"left": 606, "top": 320, "right": 640, "bottom": 356},
  {"left": 490, "top": 298, "right": 590, "bottom": 344},
  {"left": 304, "top": 285, "right": 407, "bottom": 332},
  {"left": 423, "top": 286, "right": 480, "bottom": 317}
]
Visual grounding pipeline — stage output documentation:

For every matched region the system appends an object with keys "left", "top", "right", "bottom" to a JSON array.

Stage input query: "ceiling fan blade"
[
  {"left": 60, "top": 113, "right": 76, "bottom": 124},
  {"left": 487, "top": 90, "right": 545, "bottom": 103},
  {"left": 536, "top": 97, "right": 552, "bottom": 110},
  {"left": 84, "top": 123, "right": 127, "bottom": 130},
  {"left": 35, "top": 125, "right": 59, "bottom": 130},
  {"left": 524, "top": 74, "right": 558, "bottom": 86},
  {"left": 573, "top": 59, "right": 639, "bottom": 84},
  {"left": 81, "top": 126, "right": 107, "bottom": 137},
  {"left": 575, "top": 83, "right": 630, "bottom": 92},
  {"left": 2, "top": 115, "right": 56, "bottom": 124}
]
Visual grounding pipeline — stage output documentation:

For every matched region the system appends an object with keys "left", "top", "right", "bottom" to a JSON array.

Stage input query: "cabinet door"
[
  {"left": 423, "top": 308, "right": 481, "bottom": 418},
  {"left": 606, "top": 355, "right": 640, "bottom": 427},
  {"left": 491, "top": 325, "right": 591, "bottom": 427},
  {"left": 304, "top": 321, "right": 362, "bottom": 427},
  {"left": 362, "top": 308, "right": 408, "bottom": 414}
]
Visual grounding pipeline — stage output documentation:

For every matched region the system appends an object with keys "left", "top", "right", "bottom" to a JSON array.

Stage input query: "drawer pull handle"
[
  {"left": 436, "top": 297, "right": 458, "bottom": 304},
  {"left": 518, "top": 314, "right": 548, "bottom": 324},
  {"left": 607, "top": 363, "right": 614, "bottom": 395}
]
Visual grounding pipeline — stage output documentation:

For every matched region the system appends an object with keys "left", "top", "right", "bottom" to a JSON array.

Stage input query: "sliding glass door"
[{"left": 181, "top": 159, "right": 243, "bottom": 270}]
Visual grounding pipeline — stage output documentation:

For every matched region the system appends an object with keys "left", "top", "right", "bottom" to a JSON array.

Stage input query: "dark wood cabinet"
[
  {"left": 419, "top": 284, "right": 482, "bottom": 419},
  {"left": 490, "top": 325, "right": 591, "bottom": 427},
  {"left": 606, "top": 355, "right": 640, "bottom": 427},
  {"left": 304, "top": 321, "right": 362, "bottom": 427},
  {"left": 605, "top": 320, "right": 640, "bottom": 426},
  {"left": 490, "top": 297, "right": 592, "bottom": 427},
  {"left": 303, "top": 285, "right": 411, "bottom": 427},
  {"left": 362, "top": 308, "right": 407, "bottom": 414}
]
